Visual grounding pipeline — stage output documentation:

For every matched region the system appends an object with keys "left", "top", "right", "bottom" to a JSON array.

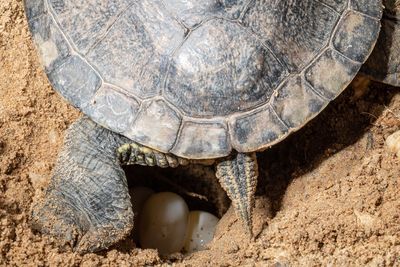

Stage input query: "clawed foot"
[
  {"left": 30, "top": 118, "right": 134, "bottom": 253},
  {"left": 31, "top": 194, "right": 81, "bottom": 249},
  {"left": 31, "top": 192, "right": 133, "bottom": 253}
]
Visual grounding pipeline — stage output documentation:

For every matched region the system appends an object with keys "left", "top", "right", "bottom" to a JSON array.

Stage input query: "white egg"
[
  {"left": 139, "top": 192, "right": 189, "bottom": 255},
  {"left": 184, "top": 211, "right": 219, "bottom": 253},
  {"left": 386, "top": 130, "right": 400, "bottom": 157},
  {"left": 130, "top": 187, "right": 155, "bottom": 242}
]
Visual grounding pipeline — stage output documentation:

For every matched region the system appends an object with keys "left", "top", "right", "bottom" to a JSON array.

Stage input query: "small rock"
[
  {"left": 48, "top": 128, "right": 60, "bottom": 144},
  {"left": 386, "top": 130, "right": 400, "bottom": 157}
]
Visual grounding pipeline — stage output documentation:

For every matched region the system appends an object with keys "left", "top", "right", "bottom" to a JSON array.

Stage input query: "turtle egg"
[
  {"left": 386, "top": 130, "right": 400, "bottom": 157},
  {"left": 184, "top": 211, "right": 219, "bottom": 253},
  {"left": 139, "top": 192, "right": 189, "bottom": 255},
  {"left": 130, "top": 187, "right": 154, "bottom": 242}
]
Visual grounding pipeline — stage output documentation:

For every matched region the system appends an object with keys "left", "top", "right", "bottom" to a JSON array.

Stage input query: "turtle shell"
[{"left": 26, "top": 0, "right": 382, "bottom": 159}]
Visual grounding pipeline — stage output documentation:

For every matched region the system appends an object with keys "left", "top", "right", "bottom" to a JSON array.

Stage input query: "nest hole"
[{"left": 124, "top": 164, "right": 230, "bottom": 219}]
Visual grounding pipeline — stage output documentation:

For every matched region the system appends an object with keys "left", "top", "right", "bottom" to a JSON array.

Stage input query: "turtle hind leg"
[
  {"left": 31, "top": 117, "right": 133, "bottom": 253},
  {"left": 361, "top": 3, "right": 400, "bottom": 86},
  {"left": 118, "top": 142, "right": 190, "bottom": 168},
  {"left": 215, "top": 152, "right": 258, "bottom": 236}
]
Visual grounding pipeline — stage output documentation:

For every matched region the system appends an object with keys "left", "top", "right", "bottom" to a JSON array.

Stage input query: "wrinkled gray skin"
[{"left": 25, "top": 0, "right": 399, "bottom": 253}]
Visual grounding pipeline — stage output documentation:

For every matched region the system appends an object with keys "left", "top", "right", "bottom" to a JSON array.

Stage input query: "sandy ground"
[{"left": 1, "top": 1, "right": 400, "bottom": 266}]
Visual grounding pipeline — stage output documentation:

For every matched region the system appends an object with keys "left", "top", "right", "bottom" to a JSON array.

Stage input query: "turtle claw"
[
  {"left": 75, "top": 224, "right": 133, "bottom": 254},
  {"left": 31, "top": 118, "right": 134, "bottom": 253},
  {"left": 75, "top": 230, "right": 102, "bottom": 254},
  {"left": 31, "top": 197, "right": 82, "bottom": 250},
  {"left": 32, "top": 194, "right": 134, "bottom": 253}
]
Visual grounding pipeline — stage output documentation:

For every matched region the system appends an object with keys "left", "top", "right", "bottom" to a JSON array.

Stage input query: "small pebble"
[
  {"left": 386, "top": 130, "right": 400, "bottom": 157},
  {"left": 139, "top": 192, "right": 189, "bottom": 255},
  {"left": 184, "top": 211, "right": 219, "bottom": 253}
]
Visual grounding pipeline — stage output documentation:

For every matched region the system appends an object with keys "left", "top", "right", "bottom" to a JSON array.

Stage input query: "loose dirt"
[{"left": 1, "top": 1, "right": 399, "bottom": 266}]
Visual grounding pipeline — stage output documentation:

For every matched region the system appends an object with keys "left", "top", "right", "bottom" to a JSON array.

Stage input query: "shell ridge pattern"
[
  {"left": 241, "top": 0, "right": 337, "bottom": 73},
  {"left": 331, "top": 11, "right": 382, "bottom": 64},
  {"left": 238, "top": 0, "right": 256, "bottom": 20},
  {"left": 86, "top": 1, "right": 188, "bottom": 99},
  {"left": 44, "top": 0, "right": 109, "bottom": 85},
  {"left": 238, "top": 7, "right": 341, "bottom": 107},
  {"left": 160, "top": 29, "right": 194, "bottom": 100},
  {"left": 163, "top": 12, "right": 297, "bottom": 117},
  {"left": 236, "top": 22, "right": 290, "bottom": 75},
  {"left": 44, "top": 0, "right": 78, "bottom": 60},
  {"left": 28, "top": 0, "right": 383, "bottom": 158},
  {"left": 289, "top": 9, "right": 355, "bottom": 100},
  {"left": 262, "top": 4, "right": 362, "bottom": 100},
  {"left": 325, "top": 15, "right": 364, "bottom": 68},
  {"left": 159, "top": 0, "right": 194, "bottom": 29},
  {"left": 41, "top": 0, "right": 106, "bottom": 110},
  {"left": 44, "top": 0, "right": 151, "bottom": 133},
  {"left": 84, "top": 1, "right": 139, "bottom": 56},
  {"left": 312, "top": 0, "right": 341, "bottom": 14},
  {"left": 268, "top": 102, "right": 290, "bottom": 131},
  {"left": 301, "top": 66, "right": 332, "bottom": 101}
]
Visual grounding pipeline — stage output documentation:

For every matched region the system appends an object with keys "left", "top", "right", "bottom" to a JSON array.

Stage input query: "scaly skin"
[
  {"left": 215, "top": 152, "right": 258, "bottom": 236},
  {"left": 31, "top": 117, "right": 134, "bottom": 253},
  {"left": 32, "top": 117, "right": 259, "bottom": 253},
  {"left": 30, "top": 0, "right": 400, "bottom": 255}
]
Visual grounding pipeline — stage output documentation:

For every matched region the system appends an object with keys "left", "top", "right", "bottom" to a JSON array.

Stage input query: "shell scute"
[
  {"left": 48, "top": 56, "right": 101, "bottom": 109},
  {"left": 271, "top": 76, "right": 326, "bottom": 129},
  {"left": 27, "top": 0, "right": 384, "bottom": 158},
  {"left": 125, "top": 100, "right": 182, "bottom": 153},
  {"left": 304, "top": 49, "right": 361, "bottom": 100},
  {"left": 28, "top": 12, "right": 71, "bottom": 73},
  {"left": 333, "top": 11, "right": 381, "bottom": 63},
  {"left": 87, "top": 84, "right": 140, "bottom": 133},
  {"left": 172, "top": 121, "right": 230, "bottom": 159},
  {"left": 229, "top": 106, "right": 288, "bottom": 153}
]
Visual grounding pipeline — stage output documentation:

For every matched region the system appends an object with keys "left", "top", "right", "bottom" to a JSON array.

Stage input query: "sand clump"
[{"left": 1, "top": 1, "right": 400, "bottom": 266}]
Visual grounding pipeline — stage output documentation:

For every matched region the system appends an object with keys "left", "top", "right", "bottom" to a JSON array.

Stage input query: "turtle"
[{"left": 24, "top": 0, "right": 399, "bottom": 253}]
